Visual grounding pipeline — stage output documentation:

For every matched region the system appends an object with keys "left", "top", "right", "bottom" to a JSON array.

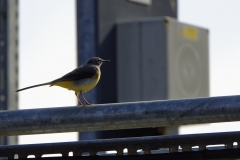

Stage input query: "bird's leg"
[
  {"left": 75, "top": 92, "right": 83, "bottom": 106},
  {"left": 80, "top": 92, "right": 91, "bottom": 105}
]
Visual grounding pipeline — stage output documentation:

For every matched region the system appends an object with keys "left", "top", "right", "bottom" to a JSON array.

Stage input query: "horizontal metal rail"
[
  {"left": 1, "top": 95, "right": 240, "bottom": 136},
  {"left": 0, "top": 131, "right": 240, "bottom": 159},
  {"left": 4, "top": 149, "right": 240, "bottom": 160}
]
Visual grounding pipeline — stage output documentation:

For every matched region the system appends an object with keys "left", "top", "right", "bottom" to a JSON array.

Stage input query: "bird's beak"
[{"left": 102, "top": 59, "right": 110, "bottom": 63}]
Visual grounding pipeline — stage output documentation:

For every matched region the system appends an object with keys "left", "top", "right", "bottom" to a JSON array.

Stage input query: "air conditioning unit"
[{"left": 117, "top": 17, "right": 209, "bottom": 102}]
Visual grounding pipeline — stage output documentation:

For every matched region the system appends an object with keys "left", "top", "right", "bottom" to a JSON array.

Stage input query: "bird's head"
[{"left": 87, "top": 57, "right": 110, "bottom": 66}]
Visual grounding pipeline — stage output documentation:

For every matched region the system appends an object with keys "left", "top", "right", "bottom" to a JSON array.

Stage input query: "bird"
[{"left": 16, "top": 57, "right": 110, "bottom": 106}]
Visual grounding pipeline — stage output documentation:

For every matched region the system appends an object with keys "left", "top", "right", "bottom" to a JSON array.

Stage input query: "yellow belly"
[{"left": 53, "top": 73, "right": 100, "bottom": 92}]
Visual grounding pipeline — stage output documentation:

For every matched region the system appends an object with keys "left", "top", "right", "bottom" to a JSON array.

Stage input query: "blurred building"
[{"left": 0, "top": 0, "right": 18, "bottom": 145}]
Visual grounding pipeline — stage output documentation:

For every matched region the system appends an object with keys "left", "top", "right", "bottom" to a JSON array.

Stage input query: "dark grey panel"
[
  {"left": 98, "top": 0, "right": 177, "bottom": 43},
  {"left": 141, "top": 20, "right": 167, "bottom": 101},
  {"left": 97, "top": 0, "right": 177, "bottom": 103},
  {"left": 117, "top": 22, "right": 140, "bottom": 102}
]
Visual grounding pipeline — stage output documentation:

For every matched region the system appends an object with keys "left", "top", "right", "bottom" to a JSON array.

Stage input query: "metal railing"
[
  {"left": 1, "top": 95, "right": 240, "bottom": 159},
  {"left": 1, "top": 95, "right": 240, "bottom": 136},
  {"left": 1, "top": 131, "right": 240, "bottom": 158}
]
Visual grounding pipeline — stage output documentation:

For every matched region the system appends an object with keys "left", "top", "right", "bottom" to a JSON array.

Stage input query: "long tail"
[{"left": 16, "top": 82, "right": 51, "bottom": 92}]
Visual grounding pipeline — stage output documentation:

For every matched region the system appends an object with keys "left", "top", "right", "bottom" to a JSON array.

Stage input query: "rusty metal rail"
[
  {"left": 0, "top": 131, "right": 240, "bottom": 159},
  {"left": 1, "top": 95, "right": 240, "bottom": 136}
]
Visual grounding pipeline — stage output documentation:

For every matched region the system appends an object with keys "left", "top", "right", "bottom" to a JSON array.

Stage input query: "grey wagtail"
[{"left": 16, "top": 57, "right": 110, "bottom": 106}]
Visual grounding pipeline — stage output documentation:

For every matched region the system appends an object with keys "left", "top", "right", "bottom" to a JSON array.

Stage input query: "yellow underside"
[
  {"left": 53, "top": 75, "right": 100, "bottom": 93},
  {"left": 53, "top": 81, "right": 75, "bottom": 90}
]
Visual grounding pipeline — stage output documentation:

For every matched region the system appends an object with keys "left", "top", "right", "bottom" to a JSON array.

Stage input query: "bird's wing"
[{"left": 50, "top": 65, "right": 98, "bottom": 84}]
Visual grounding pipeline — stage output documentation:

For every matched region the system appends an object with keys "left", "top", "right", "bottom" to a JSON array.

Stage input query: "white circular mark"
[{"left": 175, "top": 43, "right": 202, "bottom": 97}]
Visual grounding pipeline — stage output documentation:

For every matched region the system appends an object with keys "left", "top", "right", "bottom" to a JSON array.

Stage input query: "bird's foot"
[{"left": 83, "top": 103, "right": 92, "bottom": 106}]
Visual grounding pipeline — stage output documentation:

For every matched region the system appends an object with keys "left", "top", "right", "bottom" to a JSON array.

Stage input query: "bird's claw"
[{"left": 83, "top": 103, "right": 92, "bottom": 106}]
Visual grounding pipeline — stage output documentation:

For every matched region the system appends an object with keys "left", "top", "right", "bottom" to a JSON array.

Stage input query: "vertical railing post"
[{"left": 76, "top": 0, "right": 98, "bottom": 140}]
